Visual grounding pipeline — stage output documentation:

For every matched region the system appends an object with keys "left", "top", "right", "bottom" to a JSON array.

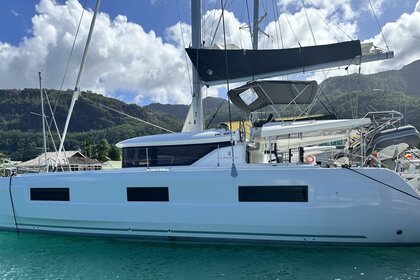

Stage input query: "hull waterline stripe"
[
  {"left": 17, "top": 223, "right": 367, "bottom": 239},
  {"left": 17, "top": 223, "right": 167, "bottom": 233},
  {"left": 171, "top": 230, "right": 366, "bottom": 239}
]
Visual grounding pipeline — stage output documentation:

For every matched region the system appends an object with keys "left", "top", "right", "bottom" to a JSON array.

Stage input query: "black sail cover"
[
  {"left": 186, "top": 40, "right": 362, "bottom": 84},
  {"left": 228, "top": 80, "right": 318, "bottom": 113}
]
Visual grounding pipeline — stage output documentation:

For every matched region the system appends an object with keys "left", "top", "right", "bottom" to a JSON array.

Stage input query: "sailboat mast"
[
  {"left": 57, "top": 0, "right": 101, "bottom": 157},
  {"left": 252, "top": 0, "right": 259, "bottom": 50},
  {"left": 190, "top": 0, "right": 203, "bottom": 131},
  {"left": 38, "top": 72, "right": 48, "bottom": 172}
]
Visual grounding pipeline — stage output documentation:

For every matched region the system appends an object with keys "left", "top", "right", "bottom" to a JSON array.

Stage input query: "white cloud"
[
  {"left": 260, "top": 6, "right": 357, "bottom": 49},
  {"left": 303, "top": 0, "right": 420, "bottom": 82},
  {"left": 0, "top": 0, "right": 191, "bottom": 104},
  {"left": 1, "top": 0, "right": 420, "bottom": 106},
  {"left": 357, "top": 1, "right": 420, "bottom": 74},
  {"left": 280, "top": 0, "right": 356, "bottom": 21},
  {"left": 361, "top": 0, "right": 387, "bottom": 17}
]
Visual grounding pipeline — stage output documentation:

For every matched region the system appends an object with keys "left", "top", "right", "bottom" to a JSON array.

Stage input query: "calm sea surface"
[{"left": 0, "top": 232, "right": 419, "bottom": 280}]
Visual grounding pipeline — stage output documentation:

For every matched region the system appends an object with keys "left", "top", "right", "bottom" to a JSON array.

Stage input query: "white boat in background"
[{"left": 0, "top": 0, "right": 419, "bottom": 245}]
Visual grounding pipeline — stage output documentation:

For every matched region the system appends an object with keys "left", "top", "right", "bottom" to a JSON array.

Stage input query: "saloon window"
[
  {"left": 30, "top": 188, "right": 70, "bottom": 201},
  {"left": 238, "top": 186, "right": 308, "bottom": 202},
  {"left": 122, "top": 142, "right": 230, "bottom": 168}
]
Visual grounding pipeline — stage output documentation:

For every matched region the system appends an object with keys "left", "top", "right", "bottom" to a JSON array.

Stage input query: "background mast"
[{"left": 191, "top": 0, "right": 203, "bottom": 131}]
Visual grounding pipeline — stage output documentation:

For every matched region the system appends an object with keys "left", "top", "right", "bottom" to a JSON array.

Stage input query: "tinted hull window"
[
  {"left": 127, "top": 187, "right": 169, "bottom": 202},
  {"left": 30, "top": 188, "right": 70, "bottom": 201},
  {"left": 238, "top": 186, "right": 308, "bottom": 202}
]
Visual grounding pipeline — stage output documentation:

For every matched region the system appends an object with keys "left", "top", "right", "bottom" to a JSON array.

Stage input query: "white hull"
[{"left": 1, "top": 165, "right": 420, "bottom": 245}]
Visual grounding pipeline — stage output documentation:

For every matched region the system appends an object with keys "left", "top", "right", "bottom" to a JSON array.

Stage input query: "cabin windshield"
[{"left": 122, "top": 142, "right": 231, "bottom": 168}]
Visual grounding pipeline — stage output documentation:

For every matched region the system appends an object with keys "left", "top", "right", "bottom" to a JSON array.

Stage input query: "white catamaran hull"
[{"left": 1, "top": 165, "right": 419, "bottom": 245}]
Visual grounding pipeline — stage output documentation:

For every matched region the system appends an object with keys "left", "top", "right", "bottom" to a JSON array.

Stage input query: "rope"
[
  {"left": 8, "top": 174, "right": 19, "bottom": 236},
  {"left": 341, "top": 165, "right": 420, "bottom": 201},
  {"left": 368, "top": 0, "right": 390, "bottom": 51}
]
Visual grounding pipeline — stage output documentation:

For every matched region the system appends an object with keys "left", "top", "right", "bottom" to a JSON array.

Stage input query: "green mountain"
[
  {"left": 145, "top": 96, "right": 247, "bottom": 127},
  {"left": 1, "top": 59, "right": 420, "bottom": 161},
  {"left": 314, "top": 60, "right": 420, "bottom": 121},
  {"left": 0, "top": 89, "right": 183, "bottom": 161},
  {"left": 319, "top": 60, "right": 420, "bottom": 97}
]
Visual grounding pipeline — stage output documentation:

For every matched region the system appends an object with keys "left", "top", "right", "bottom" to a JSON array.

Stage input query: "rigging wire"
[
  {"left": 342, "top": 165, "right": 420, "bottom": 202},
  {"left": 237, "top": 1, "right": 249, "bottom": 48},
  {"left": 260, "top": 0, "right": 269, "bottom": 49},
  {"left": 301, "top": 0, "right": 316, "bottom": 45},
  {"left": 303, "top": 0, "right": 353, "bottom": 41},
  {"left": 205, "top": 97, "right": 227, "bottom": 129},
  {"left": 205, "top": 1, "right": 220, "bottom": 45},
  {"left": 368, "top": 0, "right": 390, "bottom": 51},
  {"left": 221, "top": 0, "right": 238, "bottom": 177},
  {"left": 202, "top": 0, "right": 220, "bottom": 45},
  {"left": 231, "top": 7, "right": 245, "bottom": 49},
  {"left": 245, "top": 0, "right": 253, "bottom": 42},
  {"left": 278, "top": 0, "right": 301, "bottom": 47},
  {"left": 175, "top": 0, "right": 193, "bottom": 95},
  {"left": 209, "top": 1, "right": 228, "bottom": 47},
  {"left": 43, "top": 88, "right": 71, "bottom": 169},
  {"left": 51, "top": 0, "right": 89, "bottom": 127},
  {"left": 271, "top": 0, "right": 283, "bottom": 49},
  {"left": 89, "top": 99, "right": 174, "bottom": 133}
]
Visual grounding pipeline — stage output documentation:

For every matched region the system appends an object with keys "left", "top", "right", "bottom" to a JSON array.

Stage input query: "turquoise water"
[{"left": 0, "top": 232, "right": 419, "bottom": 279}]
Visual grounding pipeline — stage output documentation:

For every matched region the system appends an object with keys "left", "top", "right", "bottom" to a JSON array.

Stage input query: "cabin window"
[
  {"left": 127, "top": 187, "right": 169, "bottom": 202},
  {"left": 30, "top": 188, "right": 70, "bottom": 201},
  {"left": 238, "top": 186, "right": 308, "bottom": 202},
  {"left": 123, "top": 147, "right": 148, "bottom": 168},
  {"left": 122, "top": 142, "right": 231, "bottom": 168}
]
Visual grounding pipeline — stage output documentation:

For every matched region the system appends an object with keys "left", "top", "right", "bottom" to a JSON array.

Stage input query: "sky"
[{"left": 0, "top": 0, "right": 419, "bottom": 105}]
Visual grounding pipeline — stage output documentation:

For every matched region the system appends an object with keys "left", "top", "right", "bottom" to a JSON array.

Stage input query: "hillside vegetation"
[
  {"left": 0, "top": 89, "right": 182, "bottom": 160},
  {"left": 1, "top": 60, "right": 419, "bottom": 161}
]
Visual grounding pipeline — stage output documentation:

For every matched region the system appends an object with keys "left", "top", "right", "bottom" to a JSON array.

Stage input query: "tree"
[
  {"left": 96, "top": 139, "right": 111, "bottom": 162},
  {"left": 108, "top": 145, "right": 121, "bottom": 161},
  {"left": 83, "top": 140, "right": 97, "bottom": 159},
  {"left": 0, "top": 153, "right": 4, "bottom": 177}
]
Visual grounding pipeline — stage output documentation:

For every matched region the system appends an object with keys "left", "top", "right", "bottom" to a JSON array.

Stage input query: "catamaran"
[{"left": 0, "top": 0, "right": 419, "bottom": 245}]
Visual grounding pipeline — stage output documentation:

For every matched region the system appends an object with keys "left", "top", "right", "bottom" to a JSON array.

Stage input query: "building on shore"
[{"left": 16, "top": 151, "right": 102, "bottom": 173}]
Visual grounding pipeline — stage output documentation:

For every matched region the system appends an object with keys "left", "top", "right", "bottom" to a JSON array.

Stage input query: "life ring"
[
  {"left": 305, "top": 155, "right": 315, "bottom": 164},
  {"left": 404, "top": 153, "right": 413, "bottom": 159}
]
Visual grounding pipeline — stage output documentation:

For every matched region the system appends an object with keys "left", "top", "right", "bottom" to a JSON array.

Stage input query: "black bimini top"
[{"left": 228, "top": 80, "right": 318, "bottom": 113}]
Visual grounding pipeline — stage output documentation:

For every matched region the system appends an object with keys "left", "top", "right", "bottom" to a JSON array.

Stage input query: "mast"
[
  {"left": 38, "top": 72, "right": 48, "bottom": 172},
  {"left": 252, "top": 0, "right": 259, "bottom": 50},
  {"left": 57, "top": 0, "right": 101, "bottom": 158},
  {"left": 190, "top": 0, "right": 203, "bottom": 131}
]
